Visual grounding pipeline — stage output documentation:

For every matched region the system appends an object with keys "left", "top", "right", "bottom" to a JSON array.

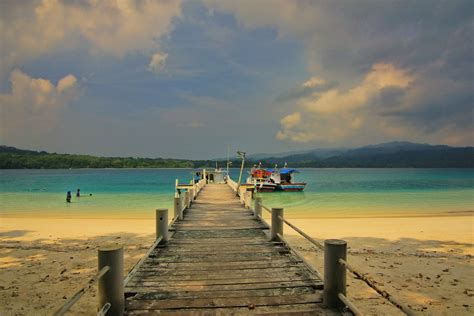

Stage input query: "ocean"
[{"left": 0, "top": 168, "right": 472, "bottom": 218}]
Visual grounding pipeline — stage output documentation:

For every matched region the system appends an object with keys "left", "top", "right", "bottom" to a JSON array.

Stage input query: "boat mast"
[
  {"left": 235, "top": 151, "right": 246, "bottom": 196},
  {"left": 227, "top": 145, "right": 230, "bottom": 174}
]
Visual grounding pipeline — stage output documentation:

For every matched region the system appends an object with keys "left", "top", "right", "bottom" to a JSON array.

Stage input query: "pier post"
[
  {"left": 270, "top": 208, "right": 283, "bottom": 241},
  {"left": 254, "top": 196, "right": 262, "bottom": 219},
  {"left": 184, "top": 191, "right": 189, "bottom": 209},
  {"left": 190, "top": 188, "right": 195, "bottom": 202},
  {"left": 245, "top": 192, "right": 251, "bottom": 208},
  {"left": 174, "top": 197, "right": 182, "bottom": 221},
  {"left": 98, "top": 245, "right": 124, "bottom": 316},
  {"left": 323, "top": 239, "right": 347, "bottom": 309},
  {"left": 156, "top": 209, "right": 169, "bottom": 243}
]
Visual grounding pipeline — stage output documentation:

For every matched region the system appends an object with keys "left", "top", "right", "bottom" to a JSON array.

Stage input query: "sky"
[{"left": 0, "top": 0, "right": 473, "bottom": 159}]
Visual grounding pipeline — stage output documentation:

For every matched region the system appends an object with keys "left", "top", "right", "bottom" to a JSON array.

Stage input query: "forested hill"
[
  {"left": 1, "top": 143, "right": 473, "bottom": 169},
  {"left": 0, "top": 146, "right": 200, "bottom": 169},
  {"left": 251, "top": 142, "right": 474, "bottom": 168}
]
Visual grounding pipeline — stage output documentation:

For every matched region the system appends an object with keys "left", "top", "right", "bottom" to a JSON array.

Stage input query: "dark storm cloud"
[
  {"left": 381, "top": 88, "right": 473, "bottom": 133},
  {"left": 316, "top": 0, "right": 474, "bottom": 82}
]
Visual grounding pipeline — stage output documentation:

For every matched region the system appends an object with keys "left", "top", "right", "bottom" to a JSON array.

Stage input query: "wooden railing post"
[
  {"left": 184, "top": 191, "right": 190, "bottom": 209},
  {"left": 246, "top": 192, "right": 251, "bottom": 208},
  {"left": 323, "top": 239, "right": 347, "bottom": 309},
  {"left": 254, "top": 197, "right": 262, "bottom": 219},
  {"left": 156, "top": 209, "right": 169, "bottom": 243},
  {"left": 174, "top": 197, "right": 182, "bottom": 221},
  {"left": 270, "top": 208, "right": 283, "bottom": 241},
  {"left": 98, "top": 245, "right": 124, "bottom": 316}
]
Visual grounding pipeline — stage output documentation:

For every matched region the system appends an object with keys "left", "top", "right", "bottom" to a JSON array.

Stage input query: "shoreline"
[{"left": 1, "top": 209, "right": 472, "bottom": 219}]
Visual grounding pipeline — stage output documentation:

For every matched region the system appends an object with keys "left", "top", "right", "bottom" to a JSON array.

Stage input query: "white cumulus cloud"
[{"left": 0, "top": 69, "right": 79, "bottom": 144}]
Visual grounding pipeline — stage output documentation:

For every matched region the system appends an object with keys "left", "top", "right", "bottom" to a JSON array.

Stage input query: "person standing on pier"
[
  {"left": 66, "top": 191, "right": 72, "bottom": 203},
  {"left": 76, "top": 188, "right": 81, "bottom": 197}
]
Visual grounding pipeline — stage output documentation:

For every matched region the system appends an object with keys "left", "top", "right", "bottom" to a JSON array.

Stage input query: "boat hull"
[
  {"left": 278, "top": 183, "right": 306, "bottom": 192},
  {"left": 255, "top": 183, "right": 278, "bottom": 192}
]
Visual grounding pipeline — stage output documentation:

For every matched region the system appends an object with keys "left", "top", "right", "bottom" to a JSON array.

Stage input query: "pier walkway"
[{"left": 124, "top": 184, "right": 327, "bottom": 315}]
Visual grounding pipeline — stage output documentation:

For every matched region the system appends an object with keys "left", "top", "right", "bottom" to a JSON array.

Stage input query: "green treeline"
[
  {"left": 0, "top": 152, "right": 199, "bottom": 169},
  {"left": 1, "top": 145, "right": 473, "bottom": 169},
  {"left": 0, "top": 146, "right": 220, "bottom": 169}
]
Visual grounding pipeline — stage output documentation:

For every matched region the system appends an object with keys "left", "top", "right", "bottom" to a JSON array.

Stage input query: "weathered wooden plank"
[
  {"left": 172, "top": 230, "right": 265, "bottom": 238},
  {"left": 125, "top": 280, "right": 322, "bottom": 293},
  {"left": 166, "top": 238, "right": 281, "bottom": 245},
  {"left": 174, "top": 226, "right": 264, "bottom": 231},
  {"left": 127, "top": 275, "right": 319, "bottom": 288},
  {"left": 129, "top": 271, "right": 320, "bottom": 283},
  {"left": 126, "top": 293, "right": 322, "bottom": 310},
  {"left": 153, "top": 246, "right": 289, "bottom": 255},
  {"left": 137, "top": 260, "right": 304, "bottom": 271},
  {"left": 126, "top": 303, "right": 326, "bottom": 315},
  {"left": 142, "top": 255, "right": 294, "bottom": 264},
  {"left": 140, "top": 256, "right": 300, "bottom": 265},
  {"left": 157, "top": 243, "right": 283, "bottom": 251},
  {"left": 132, "top": 266, "right": 309, "bottom": 277},
  {"left": 127, "top": 286, "right": 318, "bottom": 300}
]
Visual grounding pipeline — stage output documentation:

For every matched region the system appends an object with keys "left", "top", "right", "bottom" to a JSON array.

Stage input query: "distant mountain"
[{"left": 245, "top": 141, "right": 474, "bottom": 168}]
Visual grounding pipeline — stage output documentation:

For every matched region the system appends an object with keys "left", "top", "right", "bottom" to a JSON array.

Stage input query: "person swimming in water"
[
  {"left": 76, "top": 188, "right": 80, "bottom": 197},
  {"left": 66, "top": 191, "right": 72, "bottom": 203}
]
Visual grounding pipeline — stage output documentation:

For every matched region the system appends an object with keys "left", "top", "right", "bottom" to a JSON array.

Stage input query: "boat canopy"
[{"left": 267, "top": 168, "right": 299, "bottom": 174}]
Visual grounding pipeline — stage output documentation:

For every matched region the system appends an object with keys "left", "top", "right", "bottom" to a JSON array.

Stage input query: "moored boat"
[
  {"left": 247, "top": 163, "right": 306, "bottom": 192},
  {"left": 269, "top": 166, "right": 306, "bottom": 192},
  {"left": 246, "top": 165, "right": 278, "bottom": 192}
]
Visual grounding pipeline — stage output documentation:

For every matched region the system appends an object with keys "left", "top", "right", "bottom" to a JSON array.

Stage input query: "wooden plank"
[
  {"left": 132, "top": 266, "right": 307, "bottom": 277},
  {"left": 158, "top": 243, "right": 283, "bottom": 250},
  {"left": 127, "top": 286, "right": 317, "bottom": 300},
  {"left": 173, "top": 226, "right": 264, "bottom": 231},
  {"left": 166, "top": 238, "right": 281, "bottom": 245},
  {"left": 125, "top": 280, "right": 322, "bottom": 293},
  {"left": 126, "top": 303, "right": 325, "bottom": 315},
  {"left": 139, "top": 257, "right": 301, "bottom": 268},
  {"left": 145, "top": 253, "right": 290, "bottom": 264},
  {"left": 136, "top": 261, "right": 304, "bottom": 272},
  {"left": 127, "top": 275, "right": 320, "bottom": 287},
  {"left": 154, "top": 246, "right": 289, "bottom": 255},
  {"left": 128, "top": 271, "right": 320, "bottom": 283},
  {"left": 126, "top": 293, "right": 322, "bottom": 310}
]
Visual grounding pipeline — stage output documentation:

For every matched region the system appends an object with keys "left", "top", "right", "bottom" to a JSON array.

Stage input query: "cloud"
[
  {"left": 276, "top": 62, "right": 473, "bottom": 146},
  {"left": 148, "top": 52, "right": 168, "bottom": 73},
  {"left": 302, "top": 77, "right": 325, "bottom": 88},
  {"left": 0, "top": 69, "right": 79, "bottom": 144},
  {"left": 205, "top": 1, "right": 473, "bottom": 146},
  {"left": 300, "top": 63, "right": 413, "bottom": 114},
  {"left": 280, "top": 112, "right": 301, "bottom": 130},
  {"left": 276, "top": 63, "right": 414, "bottom": 143},
  {"left": 0, "top": 0, "right": 182, "bottom": 79}
]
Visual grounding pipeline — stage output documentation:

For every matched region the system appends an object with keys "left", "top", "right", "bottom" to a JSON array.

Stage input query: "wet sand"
[{"left": 0, "top": 215, "right": 472, "bottom": 315}]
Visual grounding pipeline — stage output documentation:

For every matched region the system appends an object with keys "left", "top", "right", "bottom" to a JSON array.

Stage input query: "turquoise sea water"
[{"left": 0, "top": 169, "right": 473, "bottom": 218}]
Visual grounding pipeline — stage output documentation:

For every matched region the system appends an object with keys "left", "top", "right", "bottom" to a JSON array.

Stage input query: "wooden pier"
[{"left": 124, "top": 183, "right": 329, "bottom": 315}]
